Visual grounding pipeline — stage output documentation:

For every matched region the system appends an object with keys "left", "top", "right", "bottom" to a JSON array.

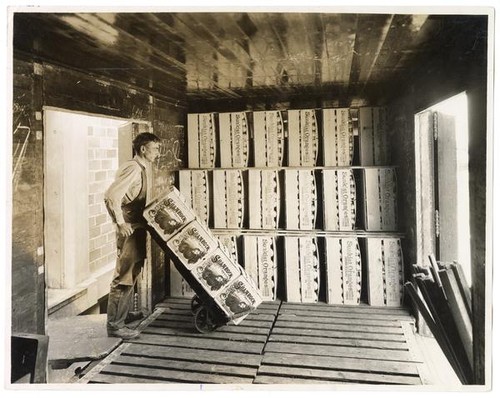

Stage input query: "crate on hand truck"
[{"left": 144, "top": 187, "right": 263, "bottom": 333}]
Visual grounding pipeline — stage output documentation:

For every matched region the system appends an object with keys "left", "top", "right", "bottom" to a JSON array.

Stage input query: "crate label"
[
  {"left": 213, "top": 170, "right": 244, "bottom": 228},
  {"left": 167, "top": 220, "right": 218, "bottom": 269},
  {"left": 192, "top": 248, "right": 241, "bottom": 296},
  {"left": 253, "top": 110, "right": 284, "bottom": 167},
  {"left": 285, "top": 170, "right": 316, "bottom": 230},
  {"left": 383, "top": 239, "right": 404, "bottom": 306},
  {"left": 187, "top": 113, "right": 216, "bottom": 168},
  {"left": 215, "top": 276, "right": 263, "bottom": 322},
  {"left": 288, "top": 109, "right": 319, "bottom": 166},
  {"left": 364, "top": 168, "right": 398, "bottom": 231},
  {"left": 298, "top": 170, "right": 316, "bottom": 230},
  {"left": 366, "top": 238, "right": 403, "bottom": 306},
  {"left": 322, "top": 108, "right": 353, "bottom": 166},
  {"left": 341, "top": 238, "right": 362, "bottom": 305},
  {"left": 248, "top": 170, "right": 280, "bottom": 229},
  {"left": 144, "top": 187, "right": 196, "bottom": 242},
  {"left": 219, "top": 112, "right": 249, "bottom": 168},
  {"left": 243, "top": 236, "right": 277, "bottom": 301},
  {"left": 299, "top": 237, "right": 319, "bottom": 303},
  {"left": 178, "top": 170, "right": 210, "bottom": 224},
  {"left": 323, "top": 170, "right": 356, "bottom": 231},
  {"left": 325, "top": 237, "right": 361, "bottom": 305}
]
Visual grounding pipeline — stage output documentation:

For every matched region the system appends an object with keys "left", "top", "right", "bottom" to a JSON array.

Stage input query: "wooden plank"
[
  {"left": 278, "top": 309, "right": 413, "bottom": 322},
  {"left": 123, "top": 343, "right": 262, "bottom": 367},
  {"left": 277, "top": 314, "right": 403, "bottom": 327},
  {"left": 156, "top": 311, "right": 275, "bottom": 323},
  {"left": 404, "top": 282, "right": 458, "bottom": 370},
  {"left": 157, "top": 300, "right": 280, "bottom": 314},
  {"left": 254, "top": 375, "right": 349, "bottom": 384},
  {"left": 148, "top": 321, "right": 270, "bottom": 336},
  {"left": 299, "top": 237, "right": 320, "bottom": 302},
  {"left": 272, "top": 326, "right": 406, "bottom": 342},
  {"left": 257, "top": 365, "right": 422, "bottom": 385},
  {"left": 268, "top": 334, "right": 408, "bottom": 350},
  {"left": 156, "top": 314, "right": 193, "bottom": 322},
  {"left": 439, "top": 267, "right": 473, "bottom": 366},
  {"left": 149, "top": 319, "right": 194, "bottom": 330},
  {"left": 134, "top": 334, "right": 264, "bottom": 355},
  {"left": 450, "top": 261, "right": 472, "bottom": 319},
  {"left": 141, "top": 328, "right": 268, "bottom": 343},
  {"left": 274, "top": 320, "right": 402, "bottom": 335},
  {"left": 265, "top": 342, "right": 412, "bottom": 362},
  {"left": 114, "top": 356, "right": 257, "bottom": 377},
  {"left": 280, "top": 302, "right": 410, "bottom": 315},
  {"left": 99, "top": 363, "right": 254, "bottom": 384},
  {"left": 419, "top": 277, "right": 473, "bottom": 383},
  {"left": 89, "top": 373, "right": 175, "bottom": 384},
  {"left": 262, "top": 352, "right": 420, "bottom": 375}
]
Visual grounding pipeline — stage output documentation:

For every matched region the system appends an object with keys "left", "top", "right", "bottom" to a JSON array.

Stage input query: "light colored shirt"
[{"left": 104, "top": 155, "right": 152, "bottom": 225}]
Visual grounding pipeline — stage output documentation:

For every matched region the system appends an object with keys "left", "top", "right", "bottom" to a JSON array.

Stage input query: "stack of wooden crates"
[{"left": 169, "top": 107, "right": 403, "bottom": 307}]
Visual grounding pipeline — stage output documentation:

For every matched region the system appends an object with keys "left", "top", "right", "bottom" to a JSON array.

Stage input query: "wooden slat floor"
[{"left": 81, "top": 298, "right": 427, "bottom": 385}]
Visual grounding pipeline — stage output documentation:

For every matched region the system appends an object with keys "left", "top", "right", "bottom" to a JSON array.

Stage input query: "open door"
[{"left": 415, "top": 92, "right": 471, "bottom": 284}]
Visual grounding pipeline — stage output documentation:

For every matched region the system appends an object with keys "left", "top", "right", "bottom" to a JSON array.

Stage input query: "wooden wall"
[
  {"left": 12, "top": 53, "right": 186, "bottom": 334},
  {"left": 387, "top": 17, "right": 488, "bottom": 383}
]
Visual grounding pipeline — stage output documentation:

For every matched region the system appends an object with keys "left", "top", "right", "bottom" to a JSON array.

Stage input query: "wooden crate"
[
  {"left": 212, "top": 170, "right": 245, "bottom": 228},
  {"left": 322, "top": 108, "right": 354, "bottom": 166},
  {"left": 169, "top": 261, "right": 195, "bottom": 298},
  {"left": 322, "top": 170, "right": 356, "bottom": 231},
  {"left": 187, "top": 113, "right": 216, "bottom": 168},
  {"left": 284, "top": 237, "right": 320, "bottom": 303},
  {"left": 253, "top": 110, "right": 284, "bottom": 167},
  {"left": 214, "top": 274, "right": 263, "bottom": 324},
  {"left": 324, "top": 237, "right": 362, "bottom": 305},
  {"left": 284, "top": 170, "right": 317, "bottom": 230},
  {"left": 359, "top": 107, "right": 389, "bottom": 166},
  {"left": 177, "top": 170, "right": 210, "bottom": 225},
  {"left": 243, "top": 236, "right": 278, "bottom": 301},
  {"left": 363, "top": 168, "right": 398, "bottom": 231},
  {"left": 190, "top": 246, "right": 242, "bottom": 297},
  {"left": 144, "top": 187, "right": 196, "bottom": 242},
  {"left": 213, "top": 233, "right": 239, "bottom": 263},
  {"left": 287, "top": 109, "right": 319, "bottom": 166},
  {"left": 365, "top": 238, "right": 404, "bottom": 307},
  {"left": 167, "top": 219, "right": 219, "bottom": 269},
  {"left": 218, "top": 111, "right": 250, "bottom": 168},
  {"left": 248, "top": 169, "right": 280, "bottom": 229}
]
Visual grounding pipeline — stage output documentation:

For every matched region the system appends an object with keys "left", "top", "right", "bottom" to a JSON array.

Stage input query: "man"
[{"left": 104, "top": 132, "right": 161, "bottom": 339}]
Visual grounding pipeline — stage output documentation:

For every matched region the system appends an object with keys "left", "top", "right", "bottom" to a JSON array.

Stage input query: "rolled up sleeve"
[{"left": 104, "top": 163, "right": 141, "bottom": 225}]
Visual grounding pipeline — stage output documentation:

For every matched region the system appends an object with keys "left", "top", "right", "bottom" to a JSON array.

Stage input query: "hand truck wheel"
[
  {"left": 190, "top": 295, "right": 202, "bottom": 314},
  {"left": 194, "top": 306, "right": 218, "bottom": 334}
]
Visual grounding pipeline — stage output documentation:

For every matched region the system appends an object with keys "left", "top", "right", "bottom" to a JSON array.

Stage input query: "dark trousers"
[{"left": 107, "top": 229, "right": 146, "bottom": 331}]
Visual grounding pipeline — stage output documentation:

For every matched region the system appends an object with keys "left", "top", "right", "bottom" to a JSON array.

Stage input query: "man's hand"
[{"left": 117, "top": 222, "right": 134, "bottom": 237}]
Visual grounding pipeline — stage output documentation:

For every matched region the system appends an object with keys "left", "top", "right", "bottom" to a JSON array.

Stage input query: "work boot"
[{"left": 107, "top": 327, "right": 140, "bottom": 340}]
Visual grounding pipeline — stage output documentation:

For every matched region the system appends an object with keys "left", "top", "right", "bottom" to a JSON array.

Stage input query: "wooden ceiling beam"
[
  {"left": 15, "top": 14, "right": 187, "bottom": 100},
  {"left": 145, "top": 13, "right": 240, "bottom": 95},
  {"left": 51, "top": 13, "right": 186, "bottom": 83},
  {"left": 83, "top": 13, "right": 187, "bottom": 74},
  {"left": 172, "top": 14, "right": 253, "bottom": 75}
]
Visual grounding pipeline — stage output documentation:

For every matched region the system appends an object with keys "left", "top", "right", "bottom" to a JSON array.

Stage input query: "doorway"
[
  {"left": 43, "top": 109, "right": 142, "bottom": 316},
  {"left": 415, "top": 92, "right": 471, "bottom": 285}
]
